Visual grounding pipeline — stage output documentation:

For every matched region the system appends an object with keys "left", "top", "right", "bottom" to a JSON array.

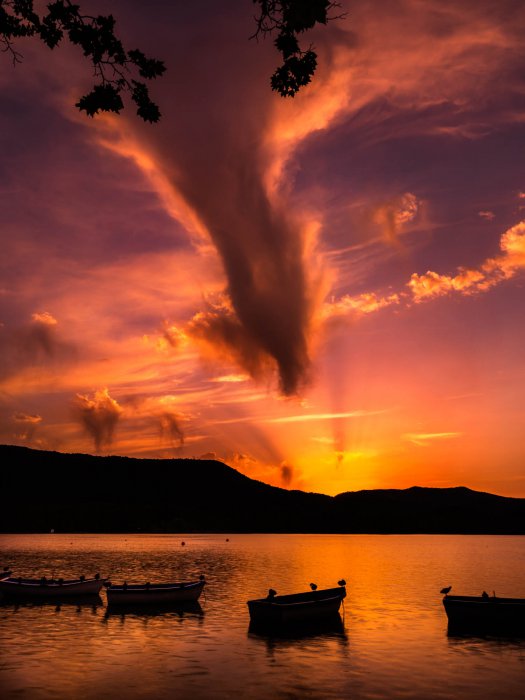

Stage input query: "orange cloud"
[
  {"left": 265, "top": 409, "right": 387, "bottom": 424},
  {"left": 13, "top": 412, "right": 42, "bottom": 424},
  {"left": 372, "top": 192, "right": 419, "bottom": 244},
  {"left": 409, "top": 220, "right": 525, "bottom": 302},
  {"left": 12, "top": 411, "right": 43, "bottom": 442},
  {"left": 322, "top": 291, "right": 400, "bottom": 319},
  {"left": 31, "top": 311, "right": 58, "bottom": 326}
]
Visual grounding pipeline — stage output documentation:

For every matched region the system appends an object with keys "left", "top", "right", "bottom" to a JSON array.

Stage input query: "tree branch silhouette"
[
  {"left": 1, "top": 0, "right": 344, "bottom": 121},
  {"left": 1, "top": 0, "right": 165, "bottom": 121},
  {"left": 252, "top": 0, "right": 344, "bottom": 96}
]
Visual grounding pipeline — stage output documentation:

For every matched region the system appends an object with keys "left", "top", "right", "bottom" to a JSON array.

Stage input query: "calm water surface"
[{"left": 0, "top": 534, "right": 524, "bottom": 699}]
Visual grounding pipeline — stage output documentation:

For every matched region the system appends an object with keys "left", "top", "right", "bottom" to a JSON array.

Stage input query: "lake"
[{"left": 0, "top": 534, "right": 524, "bottom": 699}]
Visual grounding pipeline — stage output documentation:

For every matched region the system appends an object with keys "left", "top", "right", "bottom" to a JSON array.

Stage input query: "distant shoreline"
[{"left": 2, "top": 445, "right": 525, "bottom": 535}]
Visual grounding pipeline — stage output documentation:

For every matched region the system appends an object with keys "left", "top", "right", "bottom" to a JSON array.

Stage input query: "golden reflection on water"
[{"left": 0, "top": 534, "right": 524, "bottom": 699}]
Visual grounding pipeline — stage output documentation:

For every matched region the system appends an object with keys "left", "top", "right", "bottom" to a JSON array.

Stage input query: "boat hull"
[
  {"left": 0, "top": 577, "right": 106, "bottom": 599},
  {"left": 248, "top": 586, "right": 346, "bottom": 624},
  {"left": 443, "top": 595, "right": 525, "bottom": 633},
  {"left": 106, "top": 580, "right": 205, "bottom": 606}
]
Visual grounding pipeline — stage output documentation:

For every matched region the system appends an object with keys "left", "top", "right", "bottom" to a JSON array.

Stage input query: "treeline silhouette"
[{"left": 1, "top": 445, "right": 524, "bottom": 534}]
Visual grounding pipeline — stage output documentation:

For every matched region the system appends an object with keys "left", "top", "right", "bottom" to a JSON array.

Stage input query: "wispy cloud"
[
  {"left": 402, "top": 432, "right": 462, "bottom": 446},
  {"left": 265, "top": 410, "right": 387, "bottom": 424},
  {"left": 322, "top": 291, "right": 400, "bottom": 319},
  {"left": 409, "top": 220, "right": 525, "bottom": 302},
  {"left": 209, "top": 374, "right": 249, "bottom": 383},
  {"left": 323, "top": 219, "right": 525, "bottom": 320}
]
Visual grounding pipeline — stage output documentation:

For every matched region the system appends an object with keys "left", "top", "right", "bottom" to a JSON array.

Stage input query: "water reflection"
[
  {"left": 447, "top": 628, "right": 525, "bottom": 647},
  {"left": 1, "top": 534, "right": 524, "bottom": 700},
  {"left": 104, "top": 601, "right": 204, "bottom": 621},
  {"left": 0, "top": 594, "right": 103, "bottom": 613},
  {"left": 248, "top": 613, "right": 347, "bottom": 643}
]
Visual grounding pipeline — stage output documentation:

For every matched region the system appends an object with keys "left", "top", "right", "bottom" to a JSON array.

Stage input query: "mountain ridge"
[{"left": 1, "top": 445, "right": 524, "bottom": 534}]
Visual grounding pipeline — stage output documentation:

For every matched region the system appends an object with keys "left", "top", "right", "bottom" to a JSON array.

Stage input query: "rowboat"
[
  {"left": 443, "top": 594, "right": 525, "bottom": 633},
  {"left": 106, "top": 579, "right": 206, "bottom": 606},
  {"left": 0, "top": 575, "right": 106, "bottom": 599},
  {"left": 247, "top": 585, "right": 346, "bottom": 625}
]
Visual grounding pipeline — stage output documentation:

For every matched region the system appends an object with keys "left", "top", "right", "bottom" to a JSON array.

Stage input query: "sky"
[{"left": 1, "top": 0, "right": 524, "bottom": 497}]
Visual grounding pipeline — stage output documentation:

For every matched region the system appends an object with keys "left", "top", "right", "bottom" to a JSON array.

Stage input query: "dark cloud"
[
  {"left": 159, "top": 411, "right": 184, "bottom": 447},
  {"left": 280, "top": 462, "right": 294, "bottom": 486},
  {"left": 0, "top": 313, "right": 75, "bottom": 380},
  {"left": 12, "top": 411, "right": 43, "bottom": 441},
  {"left": 73, "top": 388, "right": 122, "bottom": 452},
  {"left": 118, "top": 2, "right": 316, "bottom": 395},
  {"left": 187, "top": 302, "right": 271, "bottom": 383}
]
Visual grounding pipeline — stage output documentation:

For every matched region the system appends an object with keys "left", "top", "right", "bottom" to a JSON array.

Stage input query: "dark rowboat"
[
  {"left": 248, "top": 586, "right": 346, "bottom": 625},
  {"left": 0, "top": 575, "right": 106, "bottom": 599},
  {"left": 106, "top": 579, "right": 205, "bottom": 606},
  {"left": 443, "top": 594, "right": 525, "bottom": 634}
]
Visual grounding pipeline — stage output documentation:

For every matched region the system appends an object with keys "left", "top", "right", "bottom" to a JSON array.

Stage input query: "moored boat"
[
  {"left": 443, "top": 594, "right": 525, "bottom": 633},
  {"left": 247, "top": 584, "right": 346, "bottom": 625},
  {"left": 106, "top": 578, "right": 206, "bottom": 606},
  {"left": 0, "top": 574, "right": 106, "bottom": 599}
]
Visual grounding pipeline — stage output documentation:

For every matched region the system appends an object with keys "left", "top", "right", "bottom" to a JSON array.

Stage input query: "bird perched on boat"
[
  {"left": 440, "top": 586, "right": 452, "bottom": 595},
  {"left": 267, "top": 588, "right": 277, "bottom": 599},
  {"left": 338, "top": 579, "right": 346, "bottom": 587},
  {"left": 310, "top": 583, "right": 317, "bottom": 591}
]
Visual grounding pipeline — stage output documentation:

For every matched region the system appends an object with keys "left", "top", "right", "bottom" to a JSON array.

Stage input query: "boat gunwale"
[
  {"left": 248, "top": 586, "right": 346, "bottom": 608},
  {"left": 443, "top": 595, "right": 525, "bottom": 605},
  {"left": 249, "top": 595, "right": 345, "bottom": 610},
  {"left": 0, "top": 577, "right": 105, "bottom": 589}
]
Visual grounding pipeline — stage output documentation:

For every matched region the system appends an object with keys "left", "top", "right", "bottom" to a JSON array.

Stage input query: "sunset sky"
[{"left": 1, "top": 0, "right": 524, "bottom": 497}]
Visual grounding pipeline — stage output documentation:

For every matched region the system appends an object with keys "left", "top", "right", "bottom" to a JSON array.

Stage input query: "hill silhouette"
[{"left": 1, "top": 445, "right": 524, "bottom": 534}]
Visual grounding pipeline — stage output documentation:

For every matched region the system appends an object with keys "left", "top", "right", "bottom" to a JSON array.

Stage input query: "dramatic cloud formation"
[{"left": 86, "top": 1, "right": 360, "bottom": 396}]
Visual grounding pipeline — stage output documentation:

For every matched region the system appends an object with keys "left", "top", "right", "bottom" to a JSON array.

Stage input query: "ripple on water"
[{"left": 0, "top": 534, "right": 524, "bottom": 700}]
